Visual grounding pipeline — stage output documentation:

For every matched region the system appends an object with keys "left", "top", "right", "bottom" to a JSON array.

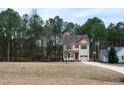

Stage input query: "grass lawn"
[{"left": 0, "top": 62, "right": 124, "bottom": 84}]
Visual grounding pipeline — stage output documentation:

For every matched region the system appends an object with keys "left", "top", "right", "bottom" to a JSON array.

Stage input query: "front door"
[{"left": 75, "top": 52, "right": 79, "bottom": 60}]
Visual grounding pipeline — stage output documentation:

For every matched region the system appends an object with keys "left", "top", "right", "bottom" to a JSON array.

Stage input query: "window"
[
  {"left": 81, "top": 45, "right": 87, "bottom": 49},
  {"left": 122, "top": 56, "right": 124, "bottom": 60},
  {"left": 80, "top": 55, "right": 87, "bottom": 57}
]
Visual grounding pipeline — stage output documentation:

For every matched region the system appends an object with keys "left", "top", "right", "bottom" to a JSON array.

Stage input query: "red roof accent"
[{"left": 75, "top": 37, "right": 83, "bottom": 43}]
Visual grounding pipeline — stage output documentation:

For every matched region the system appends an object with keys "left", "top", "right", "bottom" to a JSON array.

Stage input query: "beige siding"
[{"left": 79, "top": 45, "right": 89, "bottom": 61}]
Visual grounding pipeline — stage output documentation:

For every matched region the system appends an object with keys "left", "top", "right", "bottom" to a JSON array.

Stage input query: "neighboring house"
[
  {"left": 99, "top": 47, "right": 124, "bottom": 63},
  {"left": 63, "top": 34, "right": 89, "bottom": 62}
]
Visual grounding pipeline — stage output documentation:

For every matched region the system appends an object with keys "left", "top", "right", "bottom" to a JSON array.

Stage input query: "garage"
[{"left": 80, "top": 55, "right": 88, "bottom": 62}]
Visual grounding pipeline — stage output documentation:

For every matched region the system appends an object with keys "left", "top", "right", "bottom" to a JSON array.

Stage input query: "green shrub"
[{"left": 108, "top": 47, "right": 119, "bottom": 64}]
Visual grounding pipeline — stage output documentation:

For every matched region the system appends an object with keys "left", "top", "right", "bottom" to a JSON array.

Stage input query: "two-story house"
[{"left": 63, "top": 34, "right": 89, "bottom": 62}]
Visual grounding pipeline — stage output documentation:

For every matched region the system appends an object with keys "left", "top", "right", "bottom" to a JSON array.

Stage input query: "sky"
[{"left": 1, "top": 8, "right": 124, "bottom": 27}]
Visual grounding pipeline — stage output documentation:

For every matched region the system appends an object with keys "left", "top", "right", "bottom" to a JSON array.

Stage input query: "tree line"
[{"left": 0, "top": 8, "right": 124, "bottom": 62}]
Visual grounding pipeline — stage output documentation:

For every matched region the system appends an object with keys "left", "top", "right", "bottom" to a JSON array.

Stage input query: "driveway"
[{"left": 83, "top": 62, "right": 124, "bottom": 74}]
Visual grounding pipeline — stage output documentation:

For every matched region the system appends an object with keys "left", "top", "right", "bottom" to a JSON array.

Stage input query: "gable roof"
[
  {"left": 63, "top": 35, "right": 89, "bottom": 45},
  {"left": 112, "top": 47, "right": 124, "bottom": 56},
  {"left": 108, "top": 47, "right": 123, "bottom": 53},
  {"left": 100, "top": 47, "right": 124, "bottom": 56}
]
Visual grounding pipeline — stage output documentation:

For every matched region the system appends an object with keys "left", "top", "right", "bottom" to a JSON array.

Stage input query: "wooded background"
[{"left": 0, "top": 9, "right": 124, "bottom": 61}]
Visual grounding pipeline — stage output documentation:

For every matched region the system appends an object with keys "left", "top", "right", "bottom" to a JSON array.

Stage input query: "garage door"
[{"left": 80, "top": 55, "right": 88, "bottom": 62}]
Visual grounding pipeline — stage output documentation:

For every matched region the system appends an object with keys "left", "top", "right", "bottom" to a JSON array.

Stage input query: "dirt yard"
[{"left": 0, "top": 62, "right": 124, "bottom": 85}]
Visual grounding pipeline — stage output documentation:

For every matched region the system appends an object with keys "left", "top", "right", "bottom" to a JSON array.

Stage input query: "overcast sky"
[{"left": 1, "top": 8, "right": 124, "bottom": 27}]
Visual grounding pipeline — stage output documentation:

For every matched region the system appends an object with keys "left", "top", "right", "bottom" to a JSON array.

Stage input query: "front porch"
[{"left": 63, "top": 50, "right": 80, "bottom": 62}]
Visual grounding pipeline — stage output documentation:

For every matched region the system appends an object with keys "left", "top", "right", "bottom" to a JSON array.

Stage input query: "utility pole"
[
  {"left": 97, "top": 41, "right": 100, "bottom": 62},
  {"left": 7, "top": 41, "right": 10, "bottom": 62}
]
